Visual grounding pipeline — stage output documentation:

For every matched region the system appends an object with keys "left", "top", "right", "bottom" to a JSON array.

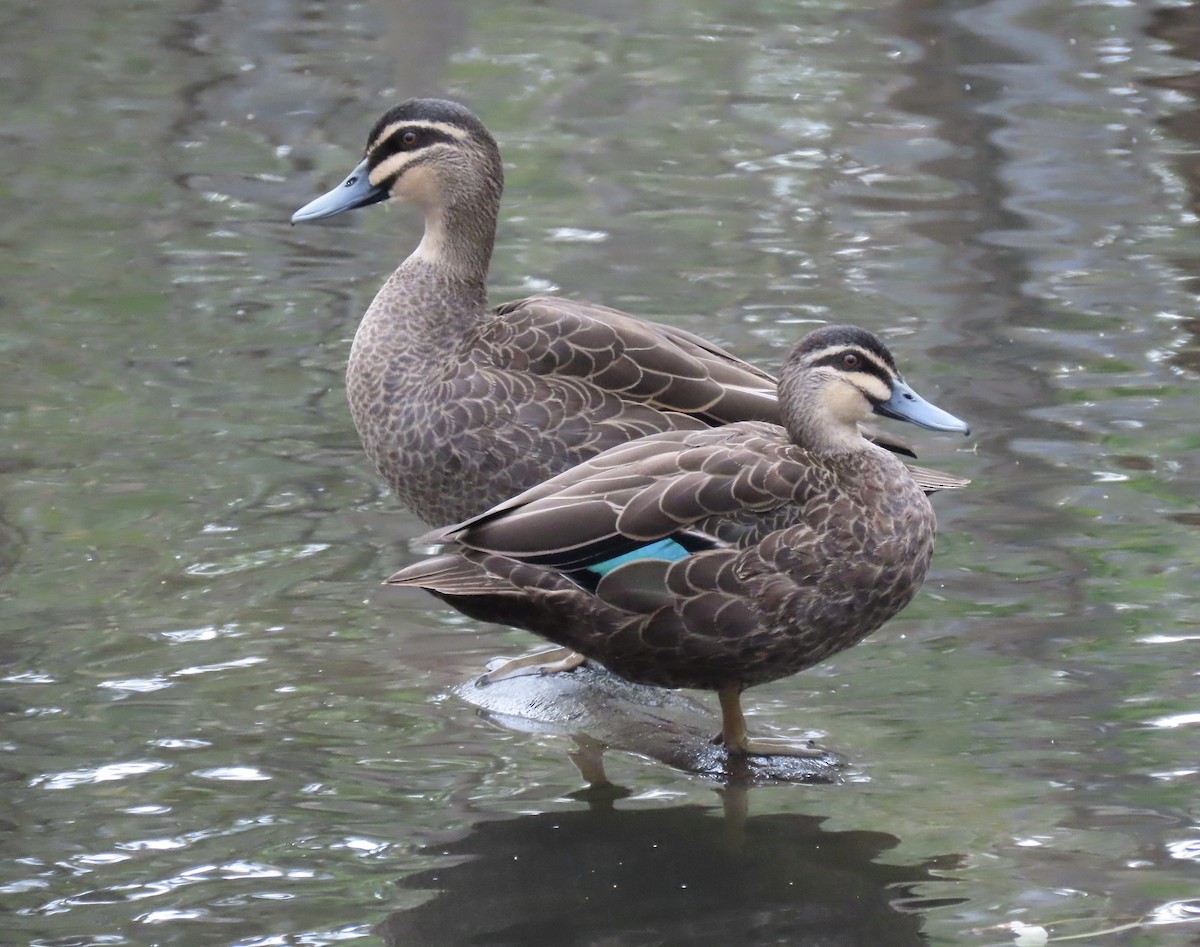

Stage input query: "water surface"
[{"left": 3, "top": 0, "right": 1200, "bottom": 944}]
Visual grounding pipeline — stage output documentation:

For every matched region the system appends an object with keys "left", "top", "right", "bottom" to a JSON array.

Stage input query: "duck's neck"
[
  {"left": 355, "top": 181, "right": 500, "bottom": 365},
  {"left": 409, "top": 179, "right": 499, "bottom": 286},
  {"left": 793, "top": 418, "right": 871, "bottom": 457},
  {"left": 781, "top": 378, "right": 874, "bottom": 458}
]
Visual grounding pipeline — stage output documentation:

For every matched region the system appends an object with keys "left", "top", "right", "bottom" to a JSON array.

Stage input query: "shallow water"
[{"left": 4, "top": 0, "right": 1200, "bottom": 944}]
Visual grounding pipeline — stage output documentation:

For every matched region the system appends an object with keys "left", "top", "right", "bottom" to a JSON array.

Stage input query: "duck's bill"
[
  {"left": 874, "top": 379, "right": 970, "bottom": 435},
  {"left": 291, "top": 159, "right": 388, "bottom": 223}
]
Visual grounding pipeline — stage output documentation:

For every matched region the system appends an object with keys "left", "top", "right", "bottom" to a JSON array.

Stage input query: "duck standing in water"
[
  {"left": 292, "top": 99, "right": 931, "bottom": 675},
  {"left": 388, "top": 325, "right": 970, "bottom": 757}
]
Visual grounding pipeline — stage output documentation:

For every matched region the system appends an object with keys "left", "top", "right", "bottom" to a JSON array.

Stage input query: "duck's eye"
[
  {"left": 400, "top": 130, "right": 418, "bottom": 147},
  {"left": 842, "top": 352, "right": 860, "bottom": 369}
]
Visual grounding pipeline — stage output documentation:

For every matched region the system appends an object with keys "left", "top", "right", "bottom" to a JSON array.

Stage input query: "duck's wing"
[
  {"left": 905, "top": 464, "right": 971, "bottom": 493},
  {"left": 419, "top": 424, "right": 805, "bottom": 571},
  {"left": 484, "top": 296, "right": 779, "bottom": 423}
]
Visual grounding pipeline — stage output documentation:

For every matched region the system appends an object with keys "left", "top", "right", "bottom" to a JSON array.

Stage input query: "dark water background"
[{"left": 4, "top": 0, "right": 1200, "bottom": 944}]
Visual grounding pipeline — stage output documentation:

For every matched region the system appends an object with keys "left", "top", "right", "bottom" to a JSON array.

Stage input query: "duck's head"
[
  {"left": 780, "top": 325, "right": 970, "bottom": 452},
  {"left": 291, "top": 98, "right": 503, "bottom": 226}
]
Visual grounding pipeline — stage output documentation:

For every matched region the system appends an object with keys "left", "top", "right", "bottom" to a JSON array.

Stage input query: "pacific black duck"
[
  {"left": 292, "top": 98, "right": 791, "bottom": 526},
  {"left": 388, "top": 325, "right": 970, "bottom": 757}
]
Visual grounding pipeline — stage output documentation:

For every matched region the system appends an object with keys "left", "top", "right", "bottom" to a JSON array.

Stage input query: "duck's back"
[{"left": 347, "top": 276, "right": 780, "bottom": 525}]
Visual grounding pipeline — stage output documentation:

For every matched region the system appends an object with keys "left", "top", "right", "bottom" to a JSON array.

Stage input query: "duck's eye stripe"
[
  {"left": 809, "top": 349, "right": 892, "bottom": 385},
  {"left": 370, "top": 128, "right": 460, "bottom": 166}
]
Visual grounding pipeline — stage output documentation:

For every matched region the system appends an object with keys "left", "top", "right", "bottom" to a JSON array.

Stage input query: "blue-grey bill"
[
  {"left": 291, "top": 159, "right": 387, "bottom": 223},
  {"left": 874, "top": 379, "right": 970, "bottom": 435}
]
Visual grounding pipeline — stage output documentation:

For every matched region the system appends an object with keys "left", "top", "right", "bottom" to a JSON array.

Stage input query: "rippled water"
[{"left": 4, "top": 0, "right": 1200, "bottom": 944}]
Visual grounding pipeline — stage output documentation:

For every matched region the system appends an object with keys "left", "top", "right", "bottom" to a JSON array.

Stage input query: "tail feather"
[
  {"left": 906, "top": 464, "right": 970, "bottom": 494},
  {"left": 388, "top": 554, "right": 514, "bottom": 596}
]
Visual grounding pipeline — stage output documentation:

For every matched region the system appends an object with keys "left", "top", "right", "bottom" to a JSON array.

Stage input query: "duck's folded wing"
[
  {"left": 486, "top": 296, "right": 780, "bottom": 424},
  {"left": 388, "top": 553, "right": 515, "bottom": 595},
  {"left": 424, "top": 426, "right": 803, "bottom": 571},
  {"left": 905, "top": 464, "right": 971, "bottom": 494}
]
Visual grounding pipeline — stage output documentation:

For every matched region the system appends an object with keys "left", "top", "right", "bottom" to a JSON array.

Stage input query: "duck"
[
  {"left": 387, "top": 325, "right": 970, "bottom": 757},
  {"left": 290, "top": 98, "right": 930, "bottom": 527},
  {"left": 293, "top": 98, "right": 779, "bottom": 524}
]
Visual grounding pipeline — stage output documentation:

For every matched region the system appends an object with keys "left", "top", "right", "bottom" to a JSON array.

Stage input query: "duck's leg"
[
  {"left": 477, "top": 647, "right": 586, "bottom": 685},
  {"left": 716, "top": 684, "right": 824, "bottom": 758},
  {"left": 568, "top": 735, "right": 612, "bottom": 788}
]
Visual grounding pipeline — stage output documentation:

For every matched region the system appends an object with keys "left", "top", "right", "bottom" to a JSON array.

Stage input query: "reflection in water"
[
  {"left": 378, "top": 801, "right": 960, "bottom": 946},
  {"left": 1145, "top": 4, "right": 1200, "bottom": 374},
  {"left": 0, "top": 508, "right": 21, "bottom": 581}
]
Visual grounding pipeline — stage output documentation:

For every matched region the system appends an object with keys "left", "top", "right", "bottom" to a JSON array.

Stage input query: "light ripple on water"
[
  {"left": 149, "top": 738, "right": 211, "bottom": 749},
  {"left": 1166, "top": 840, "right": 1200, "bottom": 863},
  {"left": 161, "top": 623, "right": 241, "bottom": 642},
  {"left": 99, "top": 676, "right": 171, "bottom": 694},
  {"left": 194, "top": 766, "right": 272, "bottom": 781},
  {"left": 138, "top": 908, "right": 208, "bottom": 924},
  {"left": 31, "top": 761, "right": 171, "bottom": 791},
  {"left": 335, "top": 837, "right": 392, "bottom": 857},
  {"left": 546, "top": 226, "right": 608, "bottom": 243},
  {"left": 173, "top": 656, "right": 266, "bottom": 677},
  {"left": 97, "top": 657, "right": 265, "bottom": 697},
  {"left": 184, "top": 543, "right": 329, "bottom": 576},
  {"left": 1151, "top": 899, "right": 1200, "bottom": 923},
  {"left": 1138, "top": 631, "right": 1200, "bottom": 644},
  {"left": 1146, "top": 711, "right": 1200, "bottom": 729},
  {"left": 118, "top": 836, "right": 195, "bottom": 853},
  {"left": 3, "top": 672, "right": 57, "bottom": 685},
  {"left": 25, "top": 859, "right": 327, "bottom": 917}
]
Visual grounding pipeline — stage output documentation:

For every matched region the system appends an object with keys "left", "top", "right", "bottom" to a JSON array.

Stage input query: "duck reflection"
[{"left": 377, "top": 800, "right": 960, "bottom": 946}]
